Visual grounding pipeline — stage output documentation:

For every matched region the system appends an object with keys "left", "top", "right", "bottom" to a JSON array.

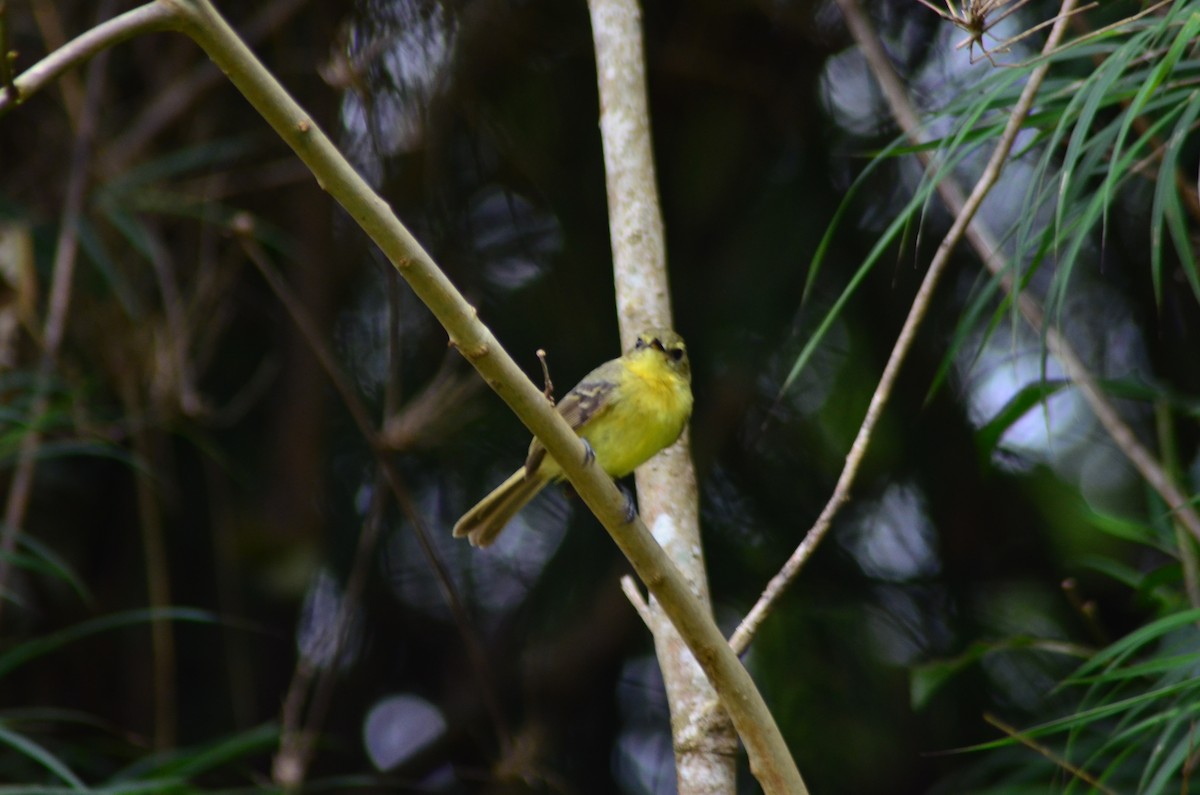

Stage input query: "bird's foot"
[{"left": 619, "top": 483, "right": 637, "bottom": 524}]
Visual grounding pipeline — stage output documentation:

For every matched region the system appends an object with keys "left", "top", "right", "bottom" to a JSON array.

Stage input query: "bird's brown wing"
[{"left": 524, "top": 373, "right": 617, "bottom": 474}]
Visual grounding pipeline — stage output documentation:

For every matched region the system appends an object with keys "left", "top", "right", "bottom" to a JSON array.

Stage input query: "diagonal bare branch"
[{"left": 730, "top": 0, "right": 1082, "bottom": 656}]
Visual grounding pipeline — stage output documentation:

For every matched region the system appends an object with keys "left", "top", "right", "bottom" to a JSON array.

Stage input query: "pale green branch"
[{"left": 0, "top": 2, "right": 176, "bottom": 116}]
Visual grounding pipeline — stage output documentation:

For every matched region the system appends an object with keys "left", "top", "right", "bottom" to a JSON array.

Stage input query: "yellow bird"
[{"left": 453, "top": 328, "right": 693, "bottom": 547}]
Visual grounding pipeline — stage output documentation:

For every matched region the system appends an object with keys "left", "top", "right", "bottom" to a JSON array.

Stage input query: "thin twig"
[
  {"left": 0, "top": 2, "right": 177, "bottom": 118},
  {"left": 1037, "top": 0, "right": 1173, "bottom": 67},
  {"left": 620, "top": 574, "right": 653, "bottom": 628},
  {"left": 977, "top": 2, "right": 1095, "bottom": 67},
  {"left": 729, "top": 0, "right": 1079, "bottom": 656},
  {"left": 0, "top": 1, "right": 117, "bottom": 617},
  {"left": 29, "top": 2, "right": 84, "bottom": 128},
  {"left": 203, "top": 457, "right": 257, "bottom": 729},
  {"left": 234, "top": 222, "right": 512, "bottom": 780},
  {"left": 385, "top": 266, "right": 404, "bottom": 417},
  {"left": 274, "top": 469, "right": 389, "bottom": 791},
  {"left": 1060, "top": 578, "right": 1107, "bottom": 645},
  {"left": 142, "top": 224, "right": 206, "bottom": 416},
  {"left": 118, "top": 373, "right": 177, "bottom": 750},
  {"left": 984, "top": 713, "right": 1119, "bottom": 795},
  {"left": 1155, "top": 402, "right": 1200, "bottom": 610},
  {"left": 1184, "top": 722, "right": 1200, "bottom": 795},
  {"left": 536, "top": 348, "right": 554, "bottom": 403},
  {"left": 0, "top": 1, "right": 17, "bottom": 102},
  {"left": 272, "top": 656, "right": 315, "bottom": 788}
]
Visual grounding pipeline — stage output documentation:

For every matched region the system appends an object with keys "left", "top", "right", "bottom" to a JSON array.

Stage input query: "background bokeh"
[{"left": 2, "top": 0, "right": 1197, "bottom": 793}]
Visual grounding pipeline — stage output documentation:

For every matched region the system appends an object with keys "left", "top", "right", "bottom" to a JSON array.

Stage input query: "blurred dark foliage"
[{"left": 0, "top": 0, "right": 1196, "bottom": 793}]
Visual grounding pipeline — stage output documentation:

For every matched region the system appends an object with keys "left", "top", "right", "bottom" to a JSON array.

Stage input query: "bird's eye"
[
  {"left": 635, "top": 338, "right": 647, "bottom": 350},
  {"left": 670, "top": 347, "right": 684, "bottom": 362}
]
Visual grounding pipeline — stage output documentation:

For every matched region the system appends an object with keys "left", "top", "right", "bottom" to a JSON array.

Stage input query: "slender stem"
[
  {"left": 273, "top": 471, "right": 389, "bottom": 792},
  {"left": 29, "top": 3, "right": 84, "bottom": 129},
  {"left": 984, "top": 713, "right": 1118, "bottom": 794},
  {"left": 1155, "top": 402, "right": 1200, "bottom": 610},
  {"left": 234, "top": 226, "right": 511, "bottom": 781},
  {"left": 0, "top": 1, "right": 16, "bottom": 102},
  {"left": 0, "top": 2, "right": 118, "bottom": 616},
  {"left": 0, "top": 1, "right": 177, "bottom": 118},
  {"left": 730, "top": 0, "right": 1080, "bottom": 655},
  {"left": 119, "top": 375, "right": 177, "bottom": 750}
]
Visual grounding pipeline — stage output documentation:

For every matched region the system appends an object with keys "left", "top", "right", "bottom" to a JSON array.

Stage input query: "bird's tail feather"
[{"left": 452, "top": 468, "right": 549, "bottom": 547}]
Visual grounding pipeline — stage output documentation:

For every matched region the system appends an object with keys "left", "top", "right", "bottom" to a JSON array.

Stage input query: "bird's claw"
[
  {"left": 619, "top": 484, "right": 637, "bottom": 524},
  {"left": 581, "top": 439, "right": 596, "bottom": 466}
]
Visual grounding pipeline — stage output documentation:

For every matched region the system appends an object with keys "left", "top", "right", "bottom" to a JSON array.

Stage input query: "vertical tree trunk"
[{"left": 587, "top": 1, "right": 739, "bottom": 792}]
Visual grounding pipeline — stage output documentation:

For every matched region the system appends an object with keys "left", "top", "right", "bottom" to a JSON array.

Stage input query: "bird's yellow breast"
[{"left": 574, "top": 351, "right": 693, "bottom": 478}]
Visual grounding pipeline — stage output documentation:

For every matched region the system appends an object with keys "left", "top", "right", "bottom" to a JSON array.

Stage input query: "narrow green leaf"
[
  {"left": 1071, "top": 608, "right": 1200, "bottom": 679},
  {"left": 109, "top": 724, "right": 279, "bottom": 783},
  {"left": 75, "top": 217, "right": 144, "bottom": 319},
  {"left": 0, "top": 608, "right": 220, "bottom": 680},
  {"left": 779, "top": 138, "right": 983, "bottom": 398},
  {"left": 1150, "top": 89, "right": 1200, "bottom": 307},
  {"left": 974, "top": 378, "right": 1071, "bottom": 462},
  {"left": 103, "top": 135, "right": 262, "bottom": 192},
  {"left": 0, "top": 439, "right": 139, "bottom": 470},
  {"left": 1101, "top": 9, "right": 1200, "bottom": 250},
  {"left": 0, "top": 723, "right": 88, "bottom": 790}
]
